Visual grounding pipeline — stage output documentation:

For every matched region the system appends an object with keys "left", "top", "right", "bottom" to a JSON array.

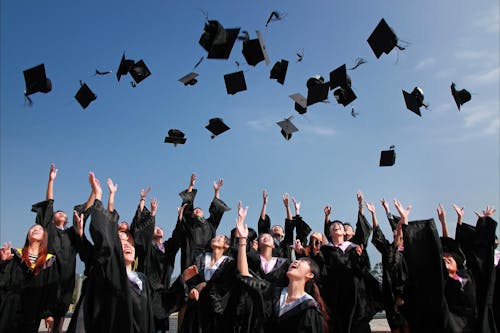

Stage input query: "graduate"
[
  {"left": 235, "top": 202, "right": 327, "bottom": 332},
  {"left": 0, "top": 224, "right": 59, "bottom": 333},
  {"left": 30, "top": 163, "right": 79, "bottom": 332}
]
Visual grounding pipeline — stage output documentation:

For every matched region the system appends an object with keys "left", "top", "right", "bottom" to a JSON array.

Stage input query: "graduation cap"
[
  {"left": 306, "top": 76, "right": 329, "bottom": 106},
  {"left": 116, "top": 53, "right": 135, "bottom": 82},
  {"left": 75, "top": 82, "right": 97, "bottom": 109},
  {"left": 402, "top": 87, "right": 427, "bottom": 116},
  {"left": 23, "top": 64, "right": 52, "bottom": 104},
  {"left": 164, "top": 129, "right": 187, "bottom": 146},
  {"left": 205, "top": 118, "right": 230, "bottom": 138},
  {"left": 379, "top": 145, "right": 396, "bottom": 167},
  {"left": 333, "top": 86, "right": 357, "bottom": 107},
  {"left": 367, "top": 18, "right": 403, "bottom": 59},
  {"left": 224, "top": 71, "right": 247, "bottom": 95},
  {"left": 129, "top": 60, "right": 151, "bottom": 84},
  {"left": 242, "top": 31, "right": 270, "bottom": 67},
  {"left": 178, "top": 72, "right": 199, "bottom": 86},
  {"left": 451, "top": 82, "right": 471, "bottom": 111},
  {"left": 289, "top": 93, "right": 307, "bottom": 114},
  {"left": 199, "top": 20, "right": 240, "bottom": 59},
  {"left": 270, "top": 59, "right": 288, "bottom": 85},
  {"left": 277, "top": 117, "right": 298, "bottom": 140},
  {"left": 329, "top": 64, "right": 350, "bottom": 90}
]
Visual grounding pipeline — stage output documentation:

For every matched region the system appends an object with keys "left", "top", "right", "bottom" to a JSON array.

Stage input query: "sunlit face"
[
  {"left": 193, "top": 208, "right": 204, "bottom": 218},
  {"left": 153, "top": 226, "right": 163, "bottom": 239},
  {"left": 271, "top": 225, "right": 284, "bottom": 239},
  {"left": 53, "top": 211, "right": 68, "bottom": 227},
  {"left": 118, "top": 221, "right": 129, "bottom": 232},
  {"left": 330, "top": 222, "right": 345, "bottom": 239},
  {"left": 344, "top": 225, "right": 354, "bottom": 240},
  {"left": 258, "top": 233, "right": 275, "bottom": 248},
  {"left": 443, "top": 254, "right": 458, "bottom": 275},
  {"left": 28, "top": 225, "right": 44, "bottom": 242},
  {"left": 119, "top": 231, "right": 135, "bottom": 266},
  {"left": 287, "top": 259, "right": 314, "bottom": 281},
  {"left": 211, "top": 234, "right": 228, "bottom": 249}
]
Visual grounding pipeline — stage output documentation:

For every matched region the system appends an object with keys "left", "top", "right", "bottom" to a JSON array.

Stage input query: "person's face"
[
  {"left": 53, "top": 211, "right": 68, "bottom": 227},
  {"left": 443, "top": 254, "right": 458, "bottom": 275},
  {"left": 119, "top": 232, "right": 135, "bottom": 266},
  {"left": 287, "top": 259, "right": 314, "bottom": 281},
  {"left": 211, "top": 234, "right": 228, "bottom": 249},
  {"left": 28, "top": 225, "right": 44, "bottom": 242},
  {"left": 118, "top": 221, "right": 129, "bottom": 231},
  {"left": 330, "top": 222, "right": 345, "bottom": 239},
  {"left": 271, "top": 225, "right": 284, "bottom": 239},
  {"left": 259, "top": 233, "right": 275, "bottom": 248},
  {"left": 193, "top": 208, "right": 204, "bottom": 218},
  {"left": 153, "top": 226, "right": 163, "bottom": 239},
  {"left": 344, "top": 225, "right": 354, "bottom": 240}
]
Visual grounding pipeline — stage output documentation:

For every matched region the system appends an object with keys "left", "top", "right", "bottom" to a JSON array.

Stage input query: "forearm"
[
  {"left": 107, "top": 193, "right": 115, "bottom": 212},
  {"left": 237, "top": 238, "right": 251, "bottom": 277},
  {"left": 285, "top": 205, "right": 292, "bottom": 220},
  {"left": 260, "top": 203, "right": 267, "bottom": 221},
  {"left": 46, "top": 179, "right": 54, "bottom": 200},
  {"left": 371, "top": 212, "right": 378, "bottom": 229}
]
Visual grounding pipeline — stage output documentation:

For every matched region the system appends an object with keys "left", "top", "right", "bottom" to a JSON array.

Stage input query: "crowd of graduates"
[{"left": 0, "top": 164, "right": 499, "bottom": 333}]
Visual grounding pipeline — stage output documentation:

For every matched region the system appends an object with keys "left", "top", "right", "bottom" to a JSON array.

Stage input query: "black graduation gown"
[
  {"left": 257, "top": 214, "right": 295, "bottom": 259},
  {"left": 237, "top": 275, "right": 325, "bottom": 333},
  {"left": 31, "top": 199, "right": 78, "bottom": 314},
  {"left": 178, "top": 188, "right": 231, "bottom": 270},
  {"left": 371, "top": 225, "right": 408, "bottom": 330},
  {"left": 0, "top": 249, "right": 59, "bottom": 333},
  {"left": 456, "top": 217, "right": 498, "bottom": 333},
  {"left": 181, "top": 252, "right": 237, "bottom": 333}
]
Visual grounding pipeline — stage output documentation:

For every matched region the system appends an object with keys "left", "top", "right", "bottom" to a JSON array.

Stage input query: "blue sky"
[{"left": 1, "top": 0, "right": 498, "bottom": 272}]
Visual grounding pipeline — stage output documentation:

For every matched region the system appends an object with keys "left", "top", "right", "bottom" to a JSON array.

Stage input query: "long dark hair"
[
  {"left": 300, "top": 257, "right": 329, "bottom": 332},
  {"left": 22, "top": 225, "right": 49, "bottom": 276}
]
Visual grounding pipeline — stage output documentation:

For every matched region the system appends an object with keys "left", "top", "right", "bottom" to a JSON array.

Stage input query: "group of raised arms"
[{"left": 0, "top": 164, "right": 499, "bottom": 333}]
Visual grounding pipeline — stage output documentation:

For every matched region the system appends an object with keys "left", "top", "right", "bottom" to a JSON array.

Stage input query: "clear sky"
[{"left": 1, "top": 0, "right": 499, "bottom": 273}]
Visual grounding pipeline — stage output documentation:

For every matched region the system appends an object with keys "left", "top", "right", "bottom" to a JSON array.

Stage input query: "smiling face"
[
  {"left": 119, "top": 231, "right": 136, "bottom": 267},
  {"left": 153, "top": 226, "right": 164, "bottom": 239},
  {"left": 53, "top": 210, "right": 68, "bottom": 228},
  {"left": 271, "top": 225, "right": 284, "bottom": 240},
  {"left": 211, "top": 234, "right": 229, "bottom": 250},
  {"left": 28, "top": 224, "right": 45, "bottom": 242},
  {"left": 192, "top": 207, "right": 204, "bottom": 218},
  {"left": 258, "top": 233, "right": 275, "bottom": 249},
  {"left": 287, "top": 258, "right": 314, "bottom": 282},
  {"left": 343, "top": 224, "right": 354, "bottom": 240},
  {"left": 329, "top": 221, "right": 345, "bottom": 240}
]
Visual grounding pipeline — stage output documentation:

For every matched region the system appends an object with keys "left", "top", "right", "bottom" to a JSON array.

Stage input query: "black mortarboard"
[
  {"left": 75, "top": 82, "right": 97, "bottom": 109},
  {"left": 242, "top": 31, "right": 270, "bottom": 67},
  {"left": 178, "top": 72, "right": 199, "bottom": 86},
  {"left": 367, "top": 18, "right": 400, "bottom": 59},
  {"left": 379, "top": 146, "right": 396, "bottom": 166},
  {"left": 270, "top": 59, "right": 289, "bottom": 85},
  {"left": 116, "top": 53, "right": 135, "bottom": 82},
  {"left": 129, "top": 60, "right": 151, "bottom": 84},
  {"left": 451, "top": 82, "right": 471, "bottom": 111},
  {"left": 23, "top": 64, "right": 52, "bottom": 96},
  {"left": 440, "top": 236, "right": 466, "bottom": 269},
  {"left": 329, "top": 64, "right": 351, "bottom": 90},
  {"left": 205, "top": 118, "right": 230, "bottom": 138},
  {"left": 402, "top": 87, "right": 426, "bottom": 116},
  {"left": 164, "top": 129, "right": 187, "bottom": 146},
  {"left": 333, "top": 86, "right": 357, "bottom": 107},
  {"left": 289, "top": 93, "right": 307, "bottom": 114},
  {"left": 306, "top": 76, "right": 329, "bottom": 106},
  {"left": 276, "top": 117, "right": 298, "bottom": 140},
  {"left": 199, "top": 20, "right": 240, "bottom": 59},
  {"left": 224, "top": 71, "right": 247, "bottom": 95}
]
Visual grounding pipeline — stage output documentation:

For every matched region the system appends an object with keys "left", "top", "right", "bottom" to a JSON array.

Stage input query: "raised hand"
[
  {"left": 437, "top": 204, "right": 446, "bottom": 224},
  {"left": 474, "top": 205, "right": 496, "bottom": 218},
  {"left": 140, "top": 186, "right": 151, "bottom": 199},
  {"left": 324, "top": 205, "right": 332, "bottom": 216},
  {"left": 380, "top": 198, "right": 390, "bottom": 213},
  {"left": 262, "top": 189, "right": 268, "bottom": 205},
  {"left": 366, "top": 201, "right": 376, "bottom": 214},
  {"left": 0, "top": 242, "right": 13, "bottom": 261},
  {"left": 150, "top": 198, "right": 158, "bottom": 216},
  {"left": 48, "top": 163, "right": 58, "bottom": 181},
  {"left": 235, "top": 201, "right": 249, "bottom": 238},
  {"left": 189, "top": 173, "right": 196, "bottom": 188},
  {"left": 107, "top": 178, "right": 118, "bottom": 194},
  {"left": 452, "top": 203, "right": 464, "bottom": 218},
  {"left": 213, "top": 178, "right": 224, "bottom": 191},
  {"left": 73, "top": 210, "right": 84, "bottom": 237},
  {"left": 292, "top": 197, "right": 301, "bottom": 215},
  {"left": 357, "top": 191, "right": 364, "bottom": 206},
  {"left": 283, "top": 193, "right": 290, "bottom": 207},
  {"left": 394, "top": 199, "right": 411, "bottom": 224},
  {"left": 182, "top": 265, "right": 199, "bottom": 282},
  {"left": 89, "top": 172, "right": 102, "bottom": 199}
]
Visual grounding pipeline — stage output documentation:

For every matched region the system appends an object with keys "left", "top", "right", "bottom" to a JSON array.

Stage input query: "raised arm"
[
  {"left": 235, "top": 202, "right": 250, "bottom": 277},
  {"left": 292, "top": 196, "right": 301, "bottom": 217},
  {"left": 393, "top": 199, "right": 411, "bottom": 225},
  {"left": 139, "top": 186, "right": 151, "bottom": 213},
  {"left": 260, "top": 189, "right": 268, "bottom": 221},
  {"left": 366, "top": 201, "right": 378, "bottom": 229},
  {"left": 213, "top": 178, "right": 223, "bottom": 199},
  {"left": 357, "top": 191, "right": 364, "bottom": 215},
  {"left": 452, "top": 203, "right": 464, "bottom": 226},
  {"left": 324, "top": 205, "right": 332, "bottom": 241},
  {"left": 107, "top": 178, "right": 118, "bottom": 212},
  {"left": 436, "top": 203, "right": 449, "bottom": 237},
  {"left": 283, "top": 193, "right": 293, "bottom": 220},
  {"left": 187, "top": 173, "right": 196, "bottom": 193},
  {"left": 46, "top": 163, "right": 57, "bottom": 201}
]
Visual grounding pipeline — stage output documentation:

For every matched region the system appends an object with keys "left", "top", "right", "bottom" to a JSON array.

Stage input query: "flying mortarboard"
[
  {"left": 450, "top": 82, "right": 471, "bottom": 111},
  {"left": 270, "top": 59, "right": 289, "bottom": 85},
  {"left": 129, "top": 60, "right": 151, "bottom": 84},
  {"left": 116, "top": 53, "right": 135, "bottom": 82},
  {"left": 379, "top": 145, "right": 396, "bottom": 167},
  {"left": 224, "top": 71, "right": 247, "bottom": 95},
  {"left": 178, "top": 72, "right": 199, "bottom": 86},
  {"left": 276, "top": 117, "right": 298, "bottom": 140},
  {"left": 289, "top": 93, "right": 307, "bottom": 114},
  {"left": 242, "top": 31, "right": 270, "bottom": 67},
  {"left": 367, "top": 18, "right": 402, "bottom": 59},
  {"left": 23, "top": 64, "right": 52, "bottom": 100},
  {"left": 329, "top": 64, "right": 351, "bottom": 90},
  {"left": 205, "top": 118, "right": 230, "bottom": 138},
  {"left": 75, "top": 82, "right": 97, "bottom": 109},
  {"left": 333, "top": 86, "right": 357, "bottom": 107},
  {"left": 199, "top": 20, "right": 241, "bottom": 59},
  {"left": 306, "top": 76, "right": 330, "bottom": 106},
  {"left": 402, "top": 87, "right": 427, "bottom": 116},
  {"left": 164, "top": 129, "right": 187, "bottom": 146}
]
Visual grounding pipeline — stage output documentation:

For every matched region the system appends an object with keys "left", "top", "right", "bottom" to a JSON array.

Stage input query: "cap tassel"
[
  {"left": 95, "top": 69, "right": 112, "bottom": 76},
  {"left": 348, "top": 58, "right": 367, "bottom": 70},
  {"left": 130, "top": 81, "right": 137, "bottom": 88},
  {"left": 194, "top": 56, "right": 204, "bottom": 69},
  {"left": 265, "top": 11, "right": 287, "bottom": 27},
  {"left": 296, "top": 49, "right": 304, "bottom": 63},
  {"left": 24, "top": 94, "right": 33, "bottom": 107}
]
